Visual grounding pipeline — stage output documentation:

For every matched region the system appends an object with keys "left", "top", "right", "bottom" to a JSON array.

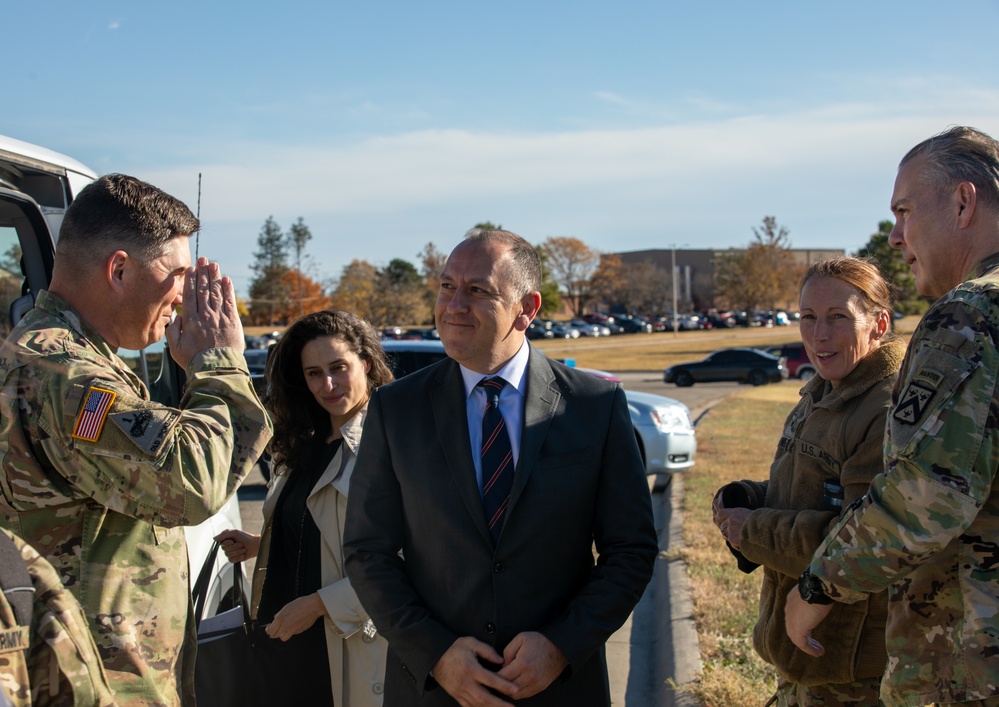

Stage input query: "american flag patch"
[{"left": 72, "top": 386, "right": 117, "bottom": 442}]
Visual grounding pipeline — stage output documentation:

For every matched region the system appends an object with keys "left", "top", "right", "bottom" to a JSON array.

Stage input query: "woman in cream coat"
[{"left": 216, "top": 310, "right": 391, "bottom": 705}]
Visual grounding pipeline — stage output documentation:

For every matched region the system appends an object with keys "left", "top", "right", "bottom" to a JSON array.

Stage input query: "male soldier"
[
  {"left": 0, "top": 528, "right": 115, "bottom": 706},
  {"left": 345, "top": 229, "right": 657, "bottom": 706},
  {"left": 786, "top": 126, "right": 999, "bottom": 706},
  {"left": 0, "top": 174, "right": 272, "bottom": 705}
]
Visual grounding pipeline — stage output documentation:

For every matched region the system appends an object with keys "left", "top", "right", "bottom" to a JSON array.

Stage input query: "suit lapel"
[
  {"left": 508, "top": 349, "right": 560, "bottom": 514},
  {"left": 430, "top": 360, "right": 493, "bottom": 544}
]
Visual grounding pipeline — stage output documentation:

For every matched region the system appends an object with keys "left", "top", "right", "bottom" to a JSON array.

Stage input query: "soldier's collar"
[
  {"left": 35, "top": 290, "right": 115, "bottom": 356},
  {"left": 971, "top": 251, "right": 999, "bottom": 279}
]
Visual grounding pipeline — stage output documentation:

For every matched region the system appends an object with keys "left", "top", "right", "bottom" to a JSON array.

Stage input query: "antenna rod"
[{"left": 195, "top": 173, "right": 202, "bottom": 259}]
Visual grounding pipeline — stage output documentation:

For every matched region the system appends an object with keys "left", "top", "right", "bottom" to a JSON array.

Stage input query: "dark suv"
[{"left": 765, "top": 342, "right": 816, "bottom": 381}]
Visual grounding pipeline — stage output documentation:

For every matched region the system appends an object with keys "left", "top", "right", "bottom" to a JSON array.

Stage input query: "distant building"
[{"left": 613, "top": 247, "right": 844, "bottom": 312}]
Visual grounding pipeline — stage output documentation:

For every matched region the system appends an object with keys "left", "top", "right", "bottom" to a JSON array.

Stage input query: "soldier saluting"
[{"left": 0, "top": 174, "right": 272, "bottom": 706}]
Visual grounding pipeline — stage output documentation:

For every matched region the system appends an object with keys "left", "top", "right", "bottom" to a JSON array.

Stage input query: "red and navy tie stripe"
[{"left": 479, "top": 377, "right": 513, "bottom": 542}]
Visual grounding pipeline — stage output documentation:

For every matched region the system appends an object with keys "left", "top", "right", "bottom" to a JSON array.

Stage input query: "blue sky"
[{"left": 7, "top": 1, "right": 999, "bottom": 295}]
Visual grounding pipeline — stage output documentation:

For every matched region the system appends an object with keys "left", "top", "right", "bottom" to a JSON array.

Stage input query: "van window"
[{"left": 0, "top": 226, "right": 21, "bottom": 340}]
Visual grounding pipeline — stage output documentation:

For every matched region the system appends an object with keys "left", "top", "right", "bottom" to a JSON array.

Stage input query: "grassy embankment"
[{"left": 677, "top": 382, "right": 796, "bottom": 704}]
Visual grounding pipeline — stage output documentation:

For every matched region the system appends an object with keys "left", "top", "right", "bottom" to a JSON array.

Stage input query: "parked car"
[
  {"left": 765, "top": 342, "right": 816, "bottom": 381},
  {"left": 614, "top": 315, "right": 652, "bottom": 334},
  {"left": 664, "top": 347, "right": 787, "bottom": 387},
  {"left": 567, "top": 319, "right": 602, "bottom": 337},
  {"left": 380, "top": 341, "right": 696, "bottom": 474},
  {"left": 0, "top": 136, "right": 247, "bottom": 618},
  {"left": 549, "top": 322, "right": 577, "bottom": 339},
  {"left": 526, "top": 320, "right": 554, "bottom": 340}
]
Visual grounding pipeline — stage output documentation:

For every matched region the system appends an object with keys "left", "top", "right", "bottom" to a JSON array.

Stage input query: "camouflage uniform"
[
  {"left": 0, "top": 291, "right": 272, "bottom": 706},
  {"left": 0, "top": 528, "right": 115, "bottom": 706},
  {"left": 809, "top": 253, "right": 999, "bottom": 707}
]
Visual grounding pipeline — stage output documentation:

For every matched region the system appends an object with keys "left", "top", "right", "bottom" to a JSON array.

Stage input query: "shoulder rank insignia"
[
  {"left": 109, "top": 408, "right": 181, "bottom": 456},
  {"left": 893, "top": 381, "right": 935, "bottom": 425},
  {"left": 72, "top": 386, "right": 117, "bottom": 442}
]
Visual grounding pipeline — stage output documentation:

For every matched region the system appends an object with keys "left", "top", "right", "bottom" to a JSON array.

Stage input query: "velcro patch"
[
  {"left": 109, "top": 408, "right": 181, "bottom": 456},
  {"left": 72, "top": 386, "right": 117, "bottom": 442},
  {"left": 893, "top": 381, "right": 936, "bottom": 425},
  {"left": 0, "top": 626, "right": 28, "bottom": 654}
]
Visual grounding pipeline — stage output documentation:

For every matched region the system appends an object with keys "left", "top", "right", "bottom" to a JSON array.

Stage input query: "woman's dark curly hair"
[{"left": 264, "top": 310, "right": 393, "bottom": 475}]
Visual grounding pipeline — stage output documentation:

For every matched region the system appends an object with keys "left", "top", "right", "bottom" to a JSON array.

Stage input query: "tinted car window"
[{"left": 386, "top": 349, "right": 450, "bottom": 379}]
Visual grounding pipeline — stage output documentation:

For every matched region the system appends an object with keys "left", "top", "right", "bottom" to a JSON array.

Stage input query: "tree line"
[{"left": 243, "top": 216, "right": 928, "bottom": 327}]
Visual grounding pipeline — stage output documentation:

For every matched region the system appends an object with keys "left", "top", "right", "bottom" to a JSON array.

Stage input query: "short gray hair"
[
  {"left": 462, "top": 228, "right": 542, "bottom": 298},
  {"left": 901, "top": 126, "right": 999, "bottom": 213}
]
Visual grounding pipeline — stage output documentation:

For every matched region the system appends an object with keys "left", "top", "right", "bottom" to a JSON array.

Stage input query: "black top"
[{"left": 257, "top": 438, "right": 342, "bottom": 623}]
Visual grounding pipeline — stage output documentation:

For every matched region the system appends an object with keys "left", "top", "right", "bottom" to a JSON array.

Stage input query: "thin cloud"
[{"left": 108, "top": 20, "right": 121, "bottom": 30}]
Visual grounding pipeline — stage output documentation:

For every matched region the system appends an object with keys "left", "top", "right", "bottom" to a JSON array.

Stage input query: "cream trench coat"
[{"left": 250, "top": 406, "right": 386, "bottom": 705}]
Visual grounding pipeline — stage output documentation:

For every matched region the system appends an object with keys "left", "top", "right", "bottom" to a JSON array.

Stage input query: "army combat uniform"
[
  {"left": 0, "top": 528, "right": 115, "bottom": 706},
  {"left": 0, "top": 291, "right": 272, "bottom": 706},
  {"left": 808, "top": 253, "right": 999, "bottom": 707}
]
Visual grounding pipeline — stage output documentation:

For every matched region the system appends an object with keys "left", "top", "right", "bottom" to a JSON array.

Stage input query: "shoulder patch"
[
  {"left": 109, "top": 408, "right": 181, "bottom": 456},
  {"left": 893, "top": 381, "right": 936, "bottom": 425},
  {"left": 71, "top": 386, "right": 117, "bottom": 442}
]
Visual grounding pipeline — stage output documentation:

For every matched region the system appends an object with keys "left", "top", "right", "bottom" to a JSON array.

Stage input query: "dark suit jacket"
[{"left": 344, "top": 347, "right": 658, "bottom": 706}]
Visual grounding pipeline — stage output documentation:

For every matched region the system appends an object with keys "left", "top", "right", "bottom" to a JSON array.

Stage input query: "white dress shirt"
[{"left": 459, "top": 339, "right": 530, "bottom": 495}]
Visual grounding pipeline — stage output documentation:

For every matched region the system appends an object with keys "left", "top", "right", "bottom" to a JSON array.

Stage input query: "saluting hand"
[{"left": 167, "top": 257, "right": 244, "bottom": 369}]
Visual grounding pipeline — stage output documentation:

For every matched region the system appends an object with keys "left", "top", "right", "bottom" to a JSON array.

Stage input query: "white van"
[
  {"left": 0, "top": 134, "right": 245, "bottom": 617},
  {"left": 0, "top": 134, "right": 97, "bottom": 241}
]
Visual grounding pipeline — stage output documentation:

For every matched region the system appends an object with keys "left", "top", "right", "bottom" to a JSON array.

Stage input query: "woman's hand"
[
  {"left": 266, "top": 594, "right": 328, "bottom": 641},
  {"left": 716, "top": 507, "right": 751, "bottom": 550},
  {"left": 214, "top": 529, "right": 260, "bottom": 563}
]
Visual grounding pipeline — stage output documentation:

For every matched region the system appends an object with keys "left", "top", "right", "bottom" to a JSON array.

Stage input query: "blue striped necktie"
[{"left": 479, "top": 377, "right": 514, "bottom": 542}]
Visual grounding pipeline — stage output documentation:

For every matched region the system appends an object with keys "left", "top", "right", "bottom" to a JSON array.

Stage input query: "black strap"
[
  {"left": 0, "top": 531, "right": 34, "bottom": 627},
  {"left": 192, "top": 540, "right": 250, "bottom": 631}
]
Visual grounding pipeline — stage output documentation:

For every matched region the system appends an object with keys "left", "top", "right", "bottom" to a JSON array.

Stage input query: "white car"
[{"left": 380, "top": 340, "right": 696, "bottom": 474}]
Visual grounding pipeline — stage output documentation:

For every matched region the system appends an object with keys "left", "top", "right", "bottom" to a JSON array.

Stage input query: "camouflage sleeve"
[
  {"left": 810, "top": 296, "right": 999, "bottom": 602},
  {"left": 31, "top": 346, "right": 272, "bottom": 527},
  {"left": 14, "top": 533, "right": 116, "bottom": 706}
]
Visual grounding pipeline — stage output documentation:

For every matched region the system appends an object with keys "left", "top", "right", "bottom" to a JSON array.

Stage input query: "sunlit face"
[
  {"left": 434, "top": 239, "right": 535, "bottom": 374},
  {"left": 119, "top": 237, "right": 191, "bottom": 350},
  {"left": 301, "top": 335, "right": 371, "bottom": 431},
  {"left": 889, "top": 156, "right": 966, "bottom": 298},
  {"left": 798, "top": 275, "right": 887, "bottom": 387}
]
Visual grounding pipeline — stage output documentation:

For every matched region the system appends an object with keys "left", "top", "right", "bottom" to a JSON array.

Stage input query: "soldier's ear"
[
  {"left": 106, "top": 251, "right": 129, "bottom": 294},
  {"left": 955, "top": 181, "right": 978, "bottom": 228}
]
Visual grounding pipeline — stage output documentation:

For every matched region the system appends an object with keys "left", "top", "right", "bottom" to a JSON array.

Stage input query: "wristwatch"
[{"left": 798, "top": 570, "right": 834, "bottom": 605}]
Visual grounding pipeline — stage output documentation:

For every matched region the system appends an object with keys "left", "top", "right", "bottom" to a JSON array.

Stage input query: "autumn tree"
[
  {"left": 247, "top": 217, "right": 290, "bottom": 324},
  {"left": 715, "top": 216, "right": 801, "bottom": 312},
  {"left": 855, "top": 220, "right": 927, "bottom": 316},
  {"left": 271, "top": 270, "right": 330, "bottom": 323},
  {"left": 330, "top": 260, "right": 379, "bottom": 319},
  {"left": 536, "top": 247, "right": 561, "bottom": 317},
  {"left": 541, "top": 236, "right": 601, "bottom": 317},
  {"left": 373, "top": 259, "right": 429, "bottom": 326},
  {"left": 287, "top": 218, "right": 313, "bottom": 320},
  {"left": 418, "top": 241, "right": 448, "bottom": 315}
]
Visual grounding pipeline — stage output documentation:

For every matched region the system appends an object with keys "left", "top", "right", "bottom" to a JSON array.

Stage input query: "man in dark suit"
[{"left": 344, "top": 229, "right": 658, "bottom": 706}]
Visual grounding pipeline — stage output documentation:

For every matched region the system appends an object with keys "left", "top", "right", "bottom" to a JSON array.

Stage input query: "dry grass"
[
  {"left": 676, "top": 382, "right": 802, "bottom": 705},
  {"left": 249, "top": 317, "right": 920, "bottom": 372}
]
